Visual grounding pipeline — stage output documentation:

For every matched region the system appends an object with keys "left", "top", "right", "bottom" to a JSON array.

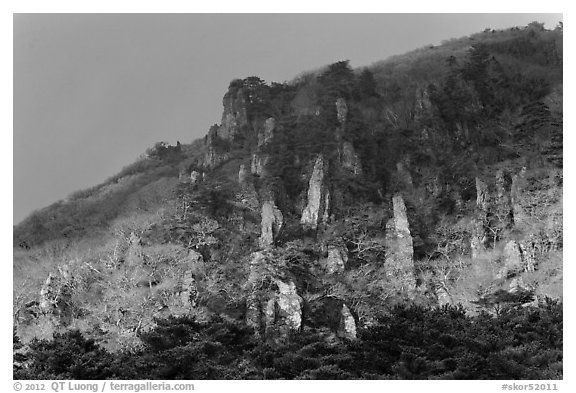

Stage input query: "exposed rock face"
[
  {"left": 251, "top": 116, "right": 273, "bottom": 177},
  {"left": 126, "top": 232, "right": 142, "bottom": 266},
  {"left": 39, "top": 273, "right": 58, "bottom": 314},
  {"left": 511, "top": 167, "right": 528, "bottom": 227},
  {"left": 204, "top": 145, "right": 230, "bottom": 169},
  {"left": 218, "top": 86, "right": 248, "bottom": 141},
  {"left": 247, "top": 279, "right": 303, "bottom": 336},
  {"left": 495, "top": 169, "right": 508, "bottom": 201},
  {"left": 246, "top": 252, "right": 303, "bottom": 337},
  {"left": 251, "top": 153, "right": 269, "bottom": 177},
  {"left": 39, "top": 269, "right": 73, "bottom": 321},
  {"left": 384, "top": 195, "right": 416, "bottom": 291},
  {"left": 336, "top": 98, "right": 348, "bottom": 124},
  {"left": 275, "top": 280, "right": 303, "bottom": 331},
  {"left": 185, "top": 249, "right": 203, "bottom": 264},
  {"left": 238, "top": 164, "right": 249, "bottom": 186},
  {"left": 246, "top": 251, "right": 268, "bottom": 334},
  {"left": 245, "top": 293, "right": 261, "bottom": 333},
  {"left": 301, "top": 155, "right": 330, "bottom": 230},
  {"left": 338, "top": 304, "right": 357, "bottom": 340},
  {"left": 471, "top": 177, "right": 489, "bottom": 257},
  {"left": 236, "top": 162, "right": 260, "bottom": 212},
  {"left": 472, "top": 171, "right": 518, "bottom": 257},
  {"left": 497, "top": 240, "right": 535, "bottom": 280},
  {"left": 258, "top": 118, "right": 276, "bottom": 147},
  {"left": 58, "top": 264, "right": 72, "bottom": 281},
  {"left": 323, "top": 245, "right": 348, "bottom": 274},
  {"left": 392, "top": 195, "right": 410, "bottom": 236},
  {"left": 202, "top": 83, "right": 250, "bottom": 168},
  {"left": 341, "top": 142, "right": 362, "bottom": 175},
  {"left": 519, "top": 240, "right": 536, "bottom": 273},
  {"left": 190, "top": 170, "right": 201, "bottom": 184},
  {"left": 322, "top": 192, "right": 330, "bottom": 225},
  {"left": 178, "top": 169, "right": 202, "bottom": 184},
  {"left": 495, "top": 169, "right": 513, "bottom": 227},
  {"left": 263, "top": 298, "right": 276, "bottom": 329},
  {"left": 476, "top": 178, "right": 489, "bottom": 211},
  {"left": 504, "top": 240, "right": 523, "bottom": 275},
  {"left": 436, "top": 286, "right": 452, "bottom": 306},
  {"left": 509, "top": 277, "right": 533, "bottom": 294},
  {"left": 180, "top": 271, "right": 198, "bottom": 308},
  {"left": 259, "top": 201, "right": 284, "bottom": 248}
]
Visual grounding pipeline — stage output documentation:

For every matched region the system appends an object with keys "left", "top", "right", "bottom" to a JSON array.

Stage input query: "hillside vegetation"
[{"left": 14, "top": 22, "right": 562, "bottom": 380}]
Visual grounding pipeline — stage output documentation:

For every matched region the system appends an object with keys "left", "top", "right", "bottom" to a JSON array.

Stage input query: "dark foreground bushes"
[{"left": 14, "top": 300, "right": 562, "bottom": 380}]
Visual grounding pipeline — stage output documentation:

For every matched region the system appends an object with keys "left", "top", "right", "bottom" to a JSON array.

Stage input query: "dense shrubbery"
[{"left": 15, "top": 300, "right": 562, "bottom": 380}]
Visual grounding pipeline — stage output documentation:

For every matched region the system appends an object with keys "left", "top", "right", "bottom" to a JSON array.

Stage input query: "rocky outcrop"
[
  {"left": 322, "top": 192, "right": 330, "bottom": 225},
  {"left": 39, "top": 268, "right": 73, "bottom": 322},
  {"left": 341, "top": 142, "right": 362, "bottom": 175},
  {"left": 384, "top": 195, "right": 416, "bottom": 291},
  {"left": 202, "top": 83, "right": 250, "bottom": 167},
  {"left": 472, "top": 171, "right": 517, "bottom": 257},
  {"left": 495, "top": 169, "right": 510, "bottom": 203},
  {"left": 126, "top": 232, "right": 142, "bottom": 266},
  {"left": 275, "top": 280, "right": 302, "bottom": 331},
  {"left": 336, "top": 98, "right": 348, "bottom": 124},
  {"left": 392, "top": 194, "right": 410, "bottom": 235},
  {"left": 218, "top": 86, "right": 248, "bottom": 141},
  {"left": 251, "top": 118, "right": 276, "bottom": 177},
  {"left": 234, "top": 163, "right": 260, "bottom": 211},
  {"left": 179, "top": 169, "right": 202, "bottom": 184},
  {"left": 251, "top": 153, "right": 269, "bottom": 177},
  {"left": 39, "top": 273, "right": 59, "bottom": 314},
  {"left": 471, "top": 177, "right": 489, "bottom": 257},
  {"left": 246, "top": 278, "right": 303, "bottom": 337},
  {"left": 436, "top": 286, "right": 452, "bottom": 306},
  {"left": 338, "top": 304, "right": 357, "bottom": 340},
  {"left": 180, "top": 271, "right": 198, "bottom": 308},
  {"left": 238, "top": 164, "right": 249, "bottom": 186},
  {"left": 509, "top": 277, "right": 533, "bottom": 294},
  {"left": 323, "top": 245, "right": 348, "bottom": 274},
  {"left": 246, "top": 252, "right": 303, "bottom": 337},
  {"left": 476, "top": 177, "right": 489, "bottom": 211},
  {"left": 190, "top": 170, "right": 201, "bottom": 184},
  {"left": 496, "top": 240, "right": 523, "bottom": 279},
  {"left": 301, "top": 155, "right": 330, "bottom": 230},
  {"left": 519, "top": 240, "right": 536, "bottom": 273},
  {"left": 495, "top": 169, "right": 514, "bottom": 228},
  {"left": 258, "top": 117, "right": 276, "bottom": 147},
  {"left": 204, "top": 145, "right": 230, "bottom": 169},
  {"left": 511, "top": 167, "right": 528, "bottom": 227},
  {"left": 259, "top": 201, "right": 284, "bottom": 248}
]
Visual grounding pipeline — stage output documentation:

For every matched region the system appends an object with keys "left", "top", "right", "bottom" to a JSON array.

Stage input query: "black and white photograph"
[{"left": 12, "top": 8, "right": 564, "bottom": 386}]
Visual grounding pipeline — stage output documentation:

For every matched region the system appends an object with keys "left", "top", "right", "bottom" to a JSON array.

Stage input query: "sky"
[{"left": 13, "top": 13, "right": 563, "bottom": 224}]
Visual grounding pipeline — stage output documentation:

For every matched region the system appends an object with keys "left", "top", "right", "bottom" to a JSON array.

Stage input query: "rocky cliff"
[
  {"left": 13, "top": 25, "right": 563, "bottom": 351},
  {"left": 301, "top": 155, "right": 330, "bottom": 230}
]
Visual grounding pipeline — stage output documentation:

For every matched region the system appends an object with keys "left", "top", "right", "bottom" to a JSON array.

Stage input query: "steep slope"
[{"left": 14, "top": 23, "right": 562, "bottom": 354}]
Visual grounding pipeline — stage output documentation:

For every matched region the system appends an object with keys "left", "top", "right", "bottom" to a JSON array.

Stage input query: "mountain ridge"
[{"left": 14, "top": 22, "right": 563, "bottom": 379}]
